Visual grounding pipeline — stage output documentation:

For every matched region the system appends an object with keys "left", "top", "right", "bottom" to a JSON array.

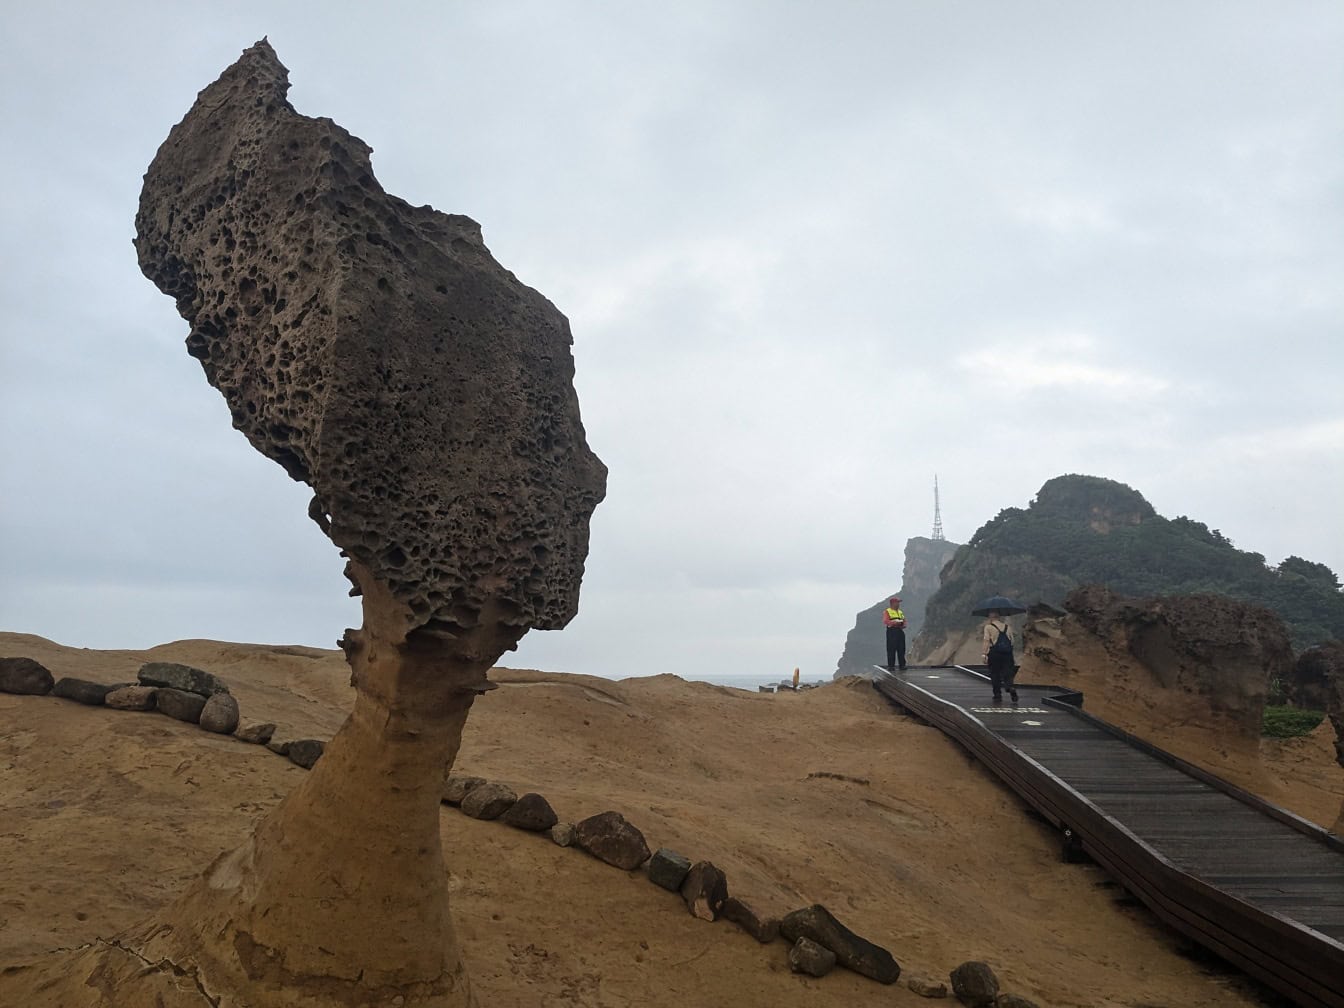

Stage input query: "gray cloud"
[{"left": 3, "top": 1, "right": 1341, "bottom": 682}]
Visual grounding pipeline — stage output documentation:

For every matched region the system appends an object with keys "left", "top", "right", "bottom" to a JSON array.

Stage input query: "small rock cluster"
[
  {"left": 0, "top": 656, "right": 323, "bottom": 772},
  {"left": 2, "top": 652, "right": 1044, "bottom": 1004},
  {"left": 441, "top": 773, "right": 1043, "bottom": 1003}
]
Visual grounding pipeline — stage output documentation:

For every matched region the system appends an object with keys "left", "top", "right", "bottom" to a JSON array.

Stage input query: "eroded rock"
[
  {"left": 647, "top": 847, "right": 692, "bottom": 892},
  {"left": 679, "top": 860, "right": 728, "bottom": 921},
  {"left": 236, "top": 722, "right": 276, "bottom": 745},
  {"left": 789, "top": 936, "right": 836, "bottom": 977},
  {"left": 443, "top": 774, "right": 487, "bottom": 806},
  {"left": 460, "top": 782, "right": 518, "bottom": 821},
  {"left": 721, "top": 895, "right": 779, "bottom": 943},
  {"left": 200, "top": 694, "right": 241, "bottom": 734},
  {"left": 157, "top": 688, "right": 207, "bottom": 723},
  {"left": 52, "top": 678, "right": 113, "bottom": 706},
  {"left": 501, "top": 792, "right": 558, "bottom": 831},
  {"left": 106, "top": 685, "right": 159, "bottom": 711},
  {"left": 133, "top": 40, "right": 606, "bottom": 642},
  {"left": 950, "top": 960, "right": 999, "bottom": 1006},
  {"left": 287, "top": 739, "right": 325, "bottom": 769}
]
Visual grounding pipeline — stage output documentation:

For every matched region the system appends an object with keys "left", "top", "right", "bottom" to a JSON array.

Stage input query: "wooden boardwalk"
[{"left": 873, "top": 665, "right": 1344, "bottom": 1008}]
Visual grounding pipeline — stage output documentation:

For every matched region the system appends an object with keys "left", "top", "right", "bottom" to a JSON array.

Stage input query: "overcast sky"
[{"left": 2, "top": 1, "right": 1341, "bottom": 684}]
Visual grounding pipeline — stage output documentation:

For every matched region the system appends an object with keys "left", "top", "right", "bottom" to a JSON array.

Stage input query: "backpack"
[{"left": 988, "top": 623, "right": 1013, "bottom": 657}]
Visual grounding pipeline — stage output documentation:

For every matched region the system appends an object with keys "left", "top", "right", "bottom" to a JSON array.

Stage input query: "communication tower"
[{"left": 932, "top": 475, "right": 945, "bottom": 541}]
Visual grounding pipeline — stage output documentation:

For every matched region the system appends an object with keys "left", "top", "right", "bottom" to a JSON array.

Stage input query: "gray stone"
[
  {"left": 574, "top": 811, "right": 651, "bottom": 871},
  {"left": 0, "top": 657, "right": 54, "bottom": 695},
  {"left": 156, "top": 687, "right": 207, "bottom": 724},
  {"left": 287, "top": 739, "right": 325, "bottom": 769},
  {"left": 501, "top": 792, "right": 558, "bottom": 831},
  {"left": 236, "top": 722, "right": 276, "bottom": 745},
  {"left": 788, "top": 936, "right": 836, "bottom": 977},
  {"left": 266, "top": 739, "right": 292, "bottom": 756},
  {"left": 105, "top": 686, "right": 158, "bottom": 711},
  {"left": 443, "top": 774, "right": 487, "bottom": 806},
  {"left": 721, "top": 895, "right": 779, "bottom": 943},
  {"left": 781, "top": 904, "right": 900, "bottom": 984},
  {"left": 550, "top": 822, "right": 577, "bottom": 847},
  {"left": 950, "top": 961, "right": 999, "bottom": 1007},
  {"left": 460, "top": 782, "right": 518, "bottom": 821},
  {"left": 137, "top": 661, "right": 229, "bottom": 698},
  {"left": 133, "top": 39, "right": 606, "bottom": 638},
  {"left": 995, "top": 995, "right": 1040, "bottom": 1008},
  {"left": 907, "top": 975, "right": 949, "bottom": 998},
  {"left": 680, "top": 860, "right": 729, "bottom": 922},
  {"left": 52, "top": 678, "right": 113, "bottom": 706},
  {"left": 647, "top": 847, "right": 692, "bottom": 892},
  {"left": 199, "top": 693, "right": 241, "bottom": 734}
]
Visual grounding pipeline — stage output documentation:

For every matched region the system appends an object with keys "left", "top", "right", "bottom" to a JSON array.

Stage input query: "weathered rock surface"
[
  {"left": 156, "top": 688, "right": 207, "bottom": 723},
  {"left": 0, "top": 657, "right": 54, "bottom": 695},
  {"left": 133, "top": 39, "right": 606, "bottom": 642},
  {"left": 679, "top": 860, "right": 728, "bottom": 921},
  {"left": 1287, "top": 640, "right": 1344, "bottom": 712},
  {"left": 137, "top": 661, "right": 229, "bottom": 698},
  {"left": 950, "top": 960, "right": 999, "bottom": 1006},
  {"left": 550, "top": 822, "right": 577, "bottom": 847},
  {"left": 907, "top": 974, "right": 949, "bottom": 997},
  {"left": 780, "top": 904, "right": 900, "bottom": 984},
  {"left": 52, "top": 678, "right": 113, "bottom": 706},
  {"left": 500, "top": 792, "right": 558, "bottom": 831},
  {"left": 460, "top": 782, "right": 518, "bottom": 821},
  {"left": 1023, "top": 586, "right": 1294, "bottom": 739},
  {"left": 995, "top": 993, "right": 1041, "bottom": 1008},
  {"left": 266, "top": 739, "right": 292, "bottom": 757},
  {"left": 721, "top": 895, "right": 779, "bottom": 943},
  {"left": 235, "top": 722, "right": 276, "bottom": 745},
  {"left": 574, "top": 811, "right": 651, "bottom": 870},
  {"left": 105, "top": 685, "right": 159, "bottom": 711},
  {"left": 443, "top": 774, "right": 486, "bottom": 806},
  {"left": 647, "top": 847, "right": 692, "bottom": 892},
  {"left": 199, "top": 693, "right": 241, "bottom": 734},
  {"left": 286, "top": 739, "right": 325, "bottom": 769},
  {"left": 788, "top": 936, "right": 836, "bottom": 977}
]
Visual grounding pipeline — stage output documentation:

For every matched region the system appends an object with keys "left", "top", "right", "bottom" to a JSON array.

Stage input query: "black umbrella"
[{"left": 971, "top": 595, "right": 1027, "bottom": 617}]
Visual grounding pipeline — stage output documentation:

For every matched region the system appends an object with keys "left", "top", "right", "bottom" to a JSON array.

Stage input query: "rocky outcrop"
[
  {"left": 1287, "top": 640, "right": 1344, "bottom": 714},
  {"left": 199, "top": 693, "right": 241, "bottom": 734},
  {"left": 134, "top": 41, "right": 605, "bottom": 641},
  {"left": 52, "top": 677, "right": 114, "bottom": 706},
  {"left": 156, "top": 688, "right": 207, "bottom": 723},
  {"left": 1023, "top": 586, "right": 1294, "bottom": 740},
  {"left": 780, "top": 904, "right": 901, "bottom": 984},
  {"left": 835, "top": 536, "right": 961, "bottom": 677}
]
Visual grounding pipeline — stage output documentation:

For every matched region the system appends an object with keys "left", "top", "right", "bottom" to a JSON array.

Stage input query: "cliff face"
[
  {"left": 834, "top": 536, "right": 960, "bottom": 677},
  {"left": 914, "top": 473, "right": 1344, "bottom": 659}
]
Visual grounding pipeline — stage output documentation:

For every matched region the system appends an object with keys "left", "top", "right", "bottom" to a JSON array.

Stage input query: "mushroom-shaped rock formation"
[{"left": 55, "top": 40, "right": 605, "bottom": 1008}]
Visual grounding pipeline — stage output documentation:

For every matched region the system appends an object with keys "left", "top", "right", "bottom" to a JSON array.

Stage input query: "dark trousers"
[
  {"left": 988, "top": 652, "right": 1016, "bottom": 698},
  {"left": 885, "top": 627, "right": 906, "bottom": 670}
]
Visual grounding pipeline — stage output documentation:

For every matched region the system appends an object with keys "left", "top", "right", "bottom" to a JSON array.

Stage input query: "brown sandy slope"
[{"left": 0, "top": 632, "right": 1319, "bottom": 1007}]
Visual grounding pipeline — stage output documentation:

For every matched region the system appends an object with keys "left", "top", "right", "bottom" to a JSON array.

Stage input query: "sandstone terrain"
[{"left": 4, "top": 630, "right": 1339, "bottom": 1006}]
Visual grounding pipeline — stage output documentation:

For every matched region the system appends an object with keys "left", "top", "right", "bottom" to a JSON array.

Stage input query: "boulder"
[
  {"left": 287, "top": 739, "right": 325, "bottom": 769},
  {"left": 950, "top": 961, "right": 999, "bottom": 1007},
  {"left": 137, "top": 661, "right": 230, "bottom": 698},
  {"left": 460, "top": 782, "right": 518, "bottom": 821},
  {"left": 500, "top": 792, "right": 558, "bottom": 831},
  {"left": 199, "top": 693, "right": 241, "bottom": 734},
  {"left": 721, "top": 895, "right": 779, "bottom": 943},
  {"left": 780, "top": 904, "right": 900, "bottom": 984},
  {"left": 788, "top": 936, "right": 836, "bottom": 977},
  {"left": 550, "top": 822, "right": 577, "bottom": 847},
  {"left": 236, "top": 722, "right": 277, "bottom": 745},
  {"left": 106, "top": 685, "right": 158, "bottom": 711},
  {"left": 266, "top": 739, "right": 292, "bottom": 757},
  {"left": 646, "top": 847, "right": 692, "bottom": 892},
  {"left": 574, "top": 811, "right": 651, "bottom": 870},
  {"left": 443, "top": 774, "right": 486, "bottom": 806},
  {"left": 996, "top": 994, "right": 1041, "bottom": 1008},
  {"left": 52, "top": 678, "right": 113, "bottom": 706},
  {"left": 679, "top": 860, "right": 728, "bottom": 921},
  {"left": 156, "top": 688, "right": 207, "bottom": 724},
  {"left": 0, "top": 657, "right": 54, "bottom": 695}
]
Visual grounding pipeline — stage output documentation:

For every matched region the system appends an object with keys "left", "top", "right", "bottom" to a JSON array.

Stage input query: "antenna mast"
[{"left": 932, "top": 475, "right": 945, "bottom": 541}]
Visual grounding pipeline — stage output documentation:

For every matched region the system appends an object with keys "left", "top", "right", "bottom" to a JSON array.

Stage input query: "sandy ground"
[{"left": 2, "top": 631, "right": 1336, "bottom": 1007}]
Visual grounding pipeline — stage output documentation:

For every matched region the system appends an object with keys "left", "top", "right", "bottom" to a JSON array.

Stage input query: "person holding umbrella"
[{"left": 974, "top": 595, "right": 1025, "bottom": 703}]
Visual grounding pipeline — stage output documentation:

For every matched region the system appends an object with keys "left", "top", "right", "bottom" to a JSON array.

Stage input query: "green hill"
[{"left": 917, "top": 474, "right": 1344, "bottom": 653}]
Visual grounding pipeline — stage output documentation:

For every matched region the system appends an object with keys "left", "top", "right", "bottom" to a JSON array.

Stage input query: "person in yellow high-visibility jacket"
[{"left": 882, "top": 596, "right": 907, "bottom": 671}]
